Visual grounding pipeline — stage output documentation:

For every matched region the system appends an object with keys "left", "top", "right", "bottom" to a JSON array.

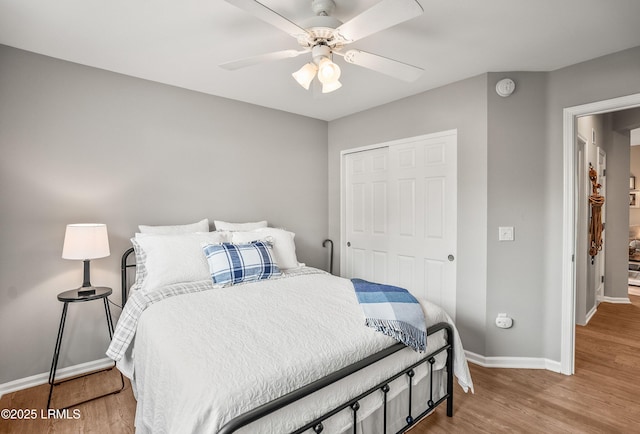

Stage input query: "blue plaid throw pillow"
[{"left": 202, "top": 241, "right": 281, "bottom": 285}]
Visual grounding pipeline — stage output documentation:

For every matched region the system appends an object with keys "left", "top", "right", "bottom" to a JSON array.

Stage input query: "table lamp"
[{"left": 62, "top": 223, "right": 110, "bottom": 296}]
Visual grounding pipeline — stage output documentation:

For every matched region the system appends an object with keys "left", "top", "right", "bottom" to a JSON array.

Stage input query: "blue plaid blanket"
[{"left": 352, "top": 278, "right": 426, "bottom": 352}]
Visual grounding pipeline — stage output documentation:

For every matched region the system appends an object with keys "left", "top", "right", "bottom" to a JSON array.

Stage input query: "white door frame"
[
  {"left": 574, "top": 133, "right": 588, "bottom": 326},
  {"left": 561, "top": 93, "right": 640, "bottom": 375}
]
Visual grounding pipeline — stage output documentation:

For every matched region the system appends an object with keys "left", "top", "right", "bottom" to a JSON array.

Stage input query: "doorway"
[
  {"left": 575, "top": 119, "right": 608, "bottom": 327},
  {"left": 562, "top": 93, "right": 640, "bottom": 375}
]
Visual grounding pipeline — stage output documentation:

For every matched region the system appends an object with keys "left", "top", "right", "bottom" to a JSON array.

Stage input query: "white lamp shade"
[
  {"left": 292, "top": 63, "right": 318, "bottom": 90},
  {"left": 322, "top": 80, "right": 342, "bottom": 93},
  {"left": 62, "top": 223, "right": 110, "bottom": 260},
  {"left": 317, "top": 58, "right": 341, "bottom": 85}
]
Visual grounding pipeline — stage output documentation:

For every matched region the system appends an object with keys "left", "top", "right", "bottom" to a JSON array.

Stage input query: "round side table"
[{"left": 47, "top": 287, "right": 124, "bottom": 410}]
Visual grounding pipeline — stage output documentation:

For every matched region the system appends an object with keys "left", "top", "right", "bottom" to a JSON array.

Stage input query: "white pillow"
[
  {"left": 138, "top": 218, "right": 209, "bottom": 234},
  {"left": 214, "top": 220, "right": 267, "bottom": 231},
  {"left": 132, "top": 231, "right": 230, "bottom": 292},
  {"left": 231, "top": 228, "right": 300, "bottom": 270}
]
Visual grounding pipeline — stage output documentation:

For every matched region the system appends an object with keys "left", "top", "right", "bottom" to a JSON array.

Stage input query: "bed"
[{"left": 107, "top": 221, "right": 473, "bottom": 433}]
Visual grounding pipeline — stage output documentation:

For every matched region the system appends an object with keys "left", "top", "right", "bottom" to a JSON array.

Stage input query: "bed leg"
[{"left": 446, "top": 326, "right": 454, "bottom": 417}]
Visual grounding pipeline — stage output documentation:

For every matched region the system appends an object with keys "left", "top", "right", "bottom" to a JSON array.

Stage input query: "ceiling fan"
[{"left": 220, "top": 0, "right": 425, "bottom": 93}]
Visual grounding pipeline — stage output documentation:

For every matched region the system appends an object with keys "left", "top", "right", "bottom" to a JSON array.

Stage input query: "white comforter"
[{"left": 116, "top": 268, "right": 473, "bottom": 433}]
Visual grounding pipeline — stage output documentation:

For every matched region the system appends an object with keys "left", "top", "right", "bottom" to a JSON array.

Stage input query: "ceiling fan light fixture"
[
  {"left": 322, "top": 79, "right": 342, "bottom": 93},
  {"left": 292, "top": 62, "right": 318, "bottom": 90},
  {"left": 222, "top": 0, "right": 427, "bottom": 96},
  {"left": 317, "top": 57, "right": 341, "bottom": 84}
]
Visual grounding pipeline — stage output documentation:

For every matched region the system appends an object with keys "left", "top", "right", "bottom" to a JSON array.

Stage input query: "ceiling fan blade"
[
  {"left": 225, "top": 0, "right": 308, "bottom": 37},
  {"left": 342, "top": 49, "right": 423, "bottom": 82},
  {"left": 220, "top": 49, "right": 308, "bottom": 70},
  {"left": 336, "top": 0, "right": 423, "bottom": 43}
]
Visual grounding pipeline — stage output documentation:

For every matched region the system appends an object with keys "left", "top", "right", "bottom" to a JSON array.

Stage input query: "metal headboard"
[
  {"left": 322, "top": 239, "right": 334, "bottom": 275},
  {"left": 120, "top": 247, "right": 135, "bottom": 305},
  {"left": 120, "top": 239, "right": 334, "bottom": 306}
]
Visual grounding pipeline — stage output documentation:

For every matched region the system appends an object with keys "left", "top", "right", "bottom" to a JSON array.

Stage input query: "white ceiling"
[{"left": 1, "top": 0, "right": 640, "bottom": 121}]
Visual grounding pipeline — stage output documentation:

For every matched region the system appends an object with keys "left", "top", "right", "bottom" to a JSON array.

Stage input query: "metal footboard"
[{"left": 219, "top": 322, "right": 454, "bottom": 434}]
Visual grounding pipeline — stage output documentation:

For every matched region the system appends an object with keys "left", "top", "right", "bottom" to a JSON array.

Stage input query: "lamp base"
[{"left": 78, "top": 287, "right": 96, "bottom": 297}]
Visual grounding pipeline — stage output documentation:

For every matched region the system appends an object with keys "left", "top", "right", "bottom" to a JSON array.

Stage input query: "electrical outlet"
[{"left": 495, "top": 313, "right": 513, "bottom": 329}]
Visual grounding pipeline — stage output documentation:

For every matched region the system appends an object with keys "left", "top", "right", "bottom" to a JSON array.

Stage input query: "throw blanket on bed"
[{"left": 352, "top": 278, "right": 426, "bottom": 352}]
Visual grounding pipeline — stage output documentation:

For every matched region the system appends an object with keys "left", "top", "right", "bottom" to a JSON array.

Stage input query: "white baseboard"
[
  {"left": 465, "top": 350, "right": 561, "bottom": 373},
  {"left": 585, "top": 305, "right": 597, "bottom": 325},
  {"left": 0, "top": 358, "right": 114, "bottom": 398},
  {"left": 601, "top": 296, "right": 632, "bottom": 304},
  {"left": 3, "top": 352, "right": 566, "bottom": 399}
]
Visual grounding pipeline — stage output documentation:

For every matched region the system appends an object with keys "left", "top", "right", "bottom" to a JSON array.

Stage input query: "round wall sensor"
[{"left": 496, "top": 78, "right": 515, "bottom": 97}]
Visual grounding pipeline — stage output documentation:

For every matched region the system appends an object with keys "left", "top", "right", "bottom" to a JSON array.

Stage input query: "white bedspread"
[{"left": 114, "top": 268, "right": 473, "bottom": 433}]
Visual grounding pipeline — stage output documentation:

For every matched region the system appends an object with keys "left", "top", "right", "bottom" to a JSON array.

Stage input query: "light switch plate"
[{"left": 499, "top": 226, "right": 514, "bottom": 241}]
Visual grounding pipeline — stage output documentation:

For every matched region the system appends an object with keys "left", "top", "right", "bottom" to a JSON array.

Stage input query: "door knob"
[
  {"left": 347, "top": 242, "right": 351, "bottom": 247},
  {"left": 448, "top": 254, "right": 455, "bottom": 261}
]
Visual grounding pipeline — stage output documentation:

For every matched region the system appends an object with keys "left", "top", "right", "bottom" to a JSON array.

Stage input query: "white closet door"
[
  {"left": 344, "top": 146, "right": 391, "bottom": 285},
  {"left": 344, "top": 131, "right": 457, "bottom": 319}
]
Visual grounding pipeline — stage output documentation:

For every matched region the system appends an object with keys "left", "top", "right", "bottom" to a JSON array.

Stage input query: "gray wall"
[
  {"left": 328, "top": 75, "right": 489, "bottom": 356},
  {"left": 329, "top": 46, "right": 640, "bottom": 362},
  {"left": 544, "top": 46, "right": 640, "bottom": 360},
  {"left": 485, "top": 72, "right": 548, "bottom": 356},
  {"left": 486, "top": 58, "right": 638, "bottom": 357},
  {"left": 2, "top": 41, "right": 640, "bottom": 386},
  {"left": 603, "top": 113, "right": 632, "bottom": 301},
  {"left": 0, "top": 45, "right": 328, "bottom": 384}
]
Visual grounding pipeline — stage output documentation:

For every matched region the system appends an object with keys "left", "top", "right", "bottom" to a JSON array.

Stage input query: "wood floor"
[
  {"left": 411, "top": 294, "right": 640, "bottom": 434},
  {"left": 2, "top": 295, "right": 639, "bottom": 434},
  {"left": 0, "top": 368, "right": 135, "bottom": 434}
]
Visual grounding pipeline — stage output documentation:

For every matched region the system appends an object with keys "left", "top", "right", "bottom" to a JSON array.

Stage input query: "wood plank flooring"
[
  {"left": 411, "top": 294, "right": 640, "bottom": 434},
  {"left": 2, "top": 295, "right": 639, "bottom": 434},
  {"left": 0, "top": 368, "right": 135, "bottom": 434}
]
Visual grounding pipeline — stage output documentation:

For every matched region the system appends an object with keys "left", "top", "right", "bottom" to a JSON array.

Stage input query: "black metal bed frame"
[{"left": 119, "top": 243, "right": 455, "bottom": 434}]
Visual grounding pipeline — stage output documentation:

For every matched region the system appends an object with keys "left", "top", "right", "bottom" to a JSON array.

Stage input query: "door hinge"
[
  {"left": 601, "top": 275, "right": 605, "bottom": 283},
  {"left": 603, "top": 169, "right": 606, "bottom": 176}
]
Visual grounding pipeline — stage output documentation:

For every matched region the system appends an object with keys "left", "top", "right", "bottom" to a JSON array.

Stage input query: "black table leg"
[
  {"left": 47, "top": 302, "right": 69, "bottom": 410},
  {"left": 46, "top": 299, "right": 124, "bottom": 410},
  {"left": 103, "top": 297, "right": 115, "bottom": 338}
]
